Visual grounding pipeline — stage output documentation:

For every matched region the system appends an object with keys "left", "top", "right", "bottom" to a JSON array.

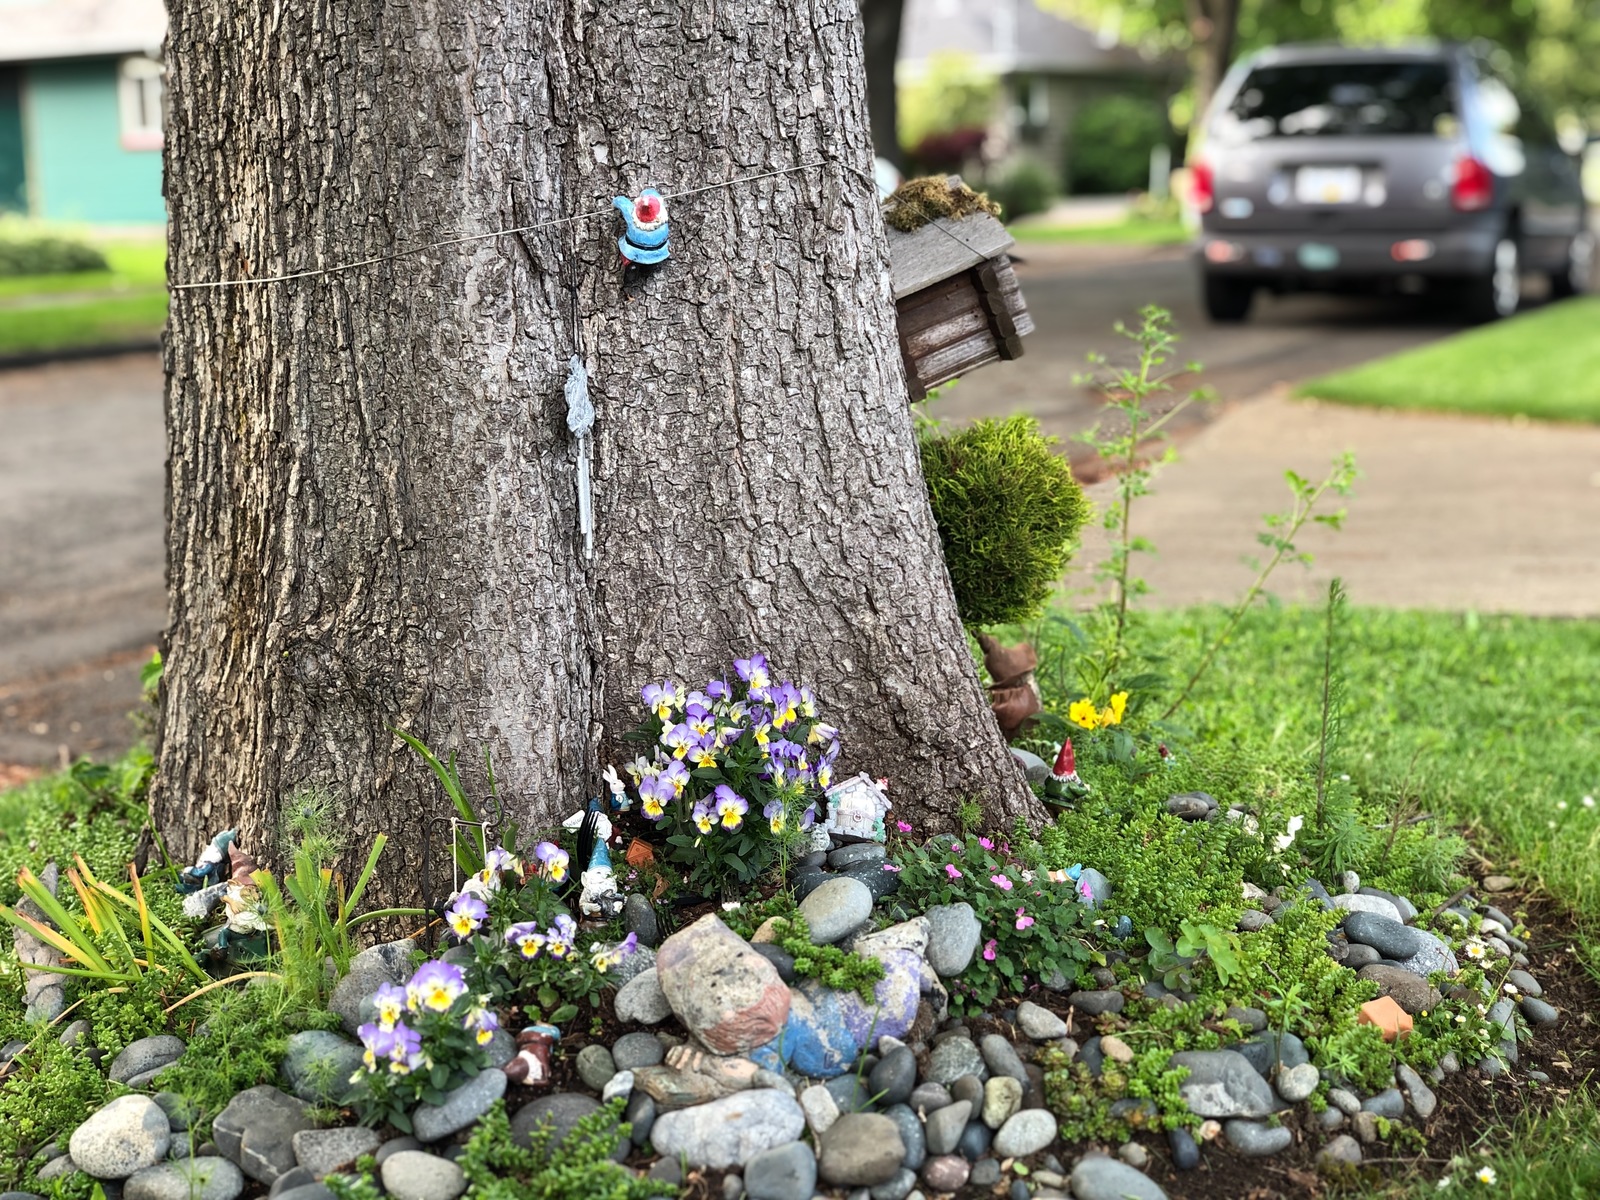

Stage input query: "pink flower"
[
  {"left": 895, "top": 820, "right": 913, "bottom": 834},
  {"left": 881, "top": 863, "right": 902, "bottom": 873},
  {"left": 982, "top": 938, "right": 997, "bottom": 961},
  {"left": 1001, "top": 841, "right": 1010, "bottom": 854},
  {"left": 990, "top": 873, "right": 1013, "bottom": 891},
  {"left": 1078, "top": 877, "right": 1094, "bottom": 901},
  {"left": 979, "top": 837, "right": 994, "bottom": 851},
  {"left": 1015, "top": 907, "right": 1034, "bottom": 931},
  {"left": 945, "top": 864, "right": 963, "bottom": 879}
]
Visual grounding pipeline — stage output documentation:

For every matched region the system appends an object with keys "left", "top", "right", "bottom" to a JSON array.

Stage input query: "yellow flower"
[
  {"left": 1068, "top": 699, "right": 1100, "bottom": 730},
  {"left": 1108, "top": 691, "right": 1128, "bottom": 723}
]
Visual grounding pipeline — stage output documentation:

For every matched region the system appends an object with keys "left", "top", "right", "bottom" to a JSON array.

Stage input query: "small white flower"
[
  {"left": 1584, "top": 795, "right": 1595, "bottom": 808},
  {"left": 1503, "top": 982, "right": 1518, "bottom": 994},
  {"left": 1455, "top": 1014, "right": 1467, "bottom": 1024},
  {"left": 1339, "top": 773, "right": 1351, "bottom": 781},
  {"left": 1272, "top": 814, "right": 1304, "bottom": 854},
  {"left": 1476, "top": 1165, "right": 1497, "bottom": 1185},
  {"left": 721, "top": 901, "right": 742, "bottom": 911},
  {"left": 1437, "top": 1177, "right": 1452, "bottom": 1190},
  {"left": 1548, "top": 820, "right": 1558, "bottom": 829},
  {"left": 1558, "top": 800, "right": 1568, "bottom": 810}
]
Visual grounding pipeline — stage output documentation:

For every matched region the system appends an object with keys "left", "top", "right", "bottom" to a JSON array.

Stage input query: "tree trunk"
[
  {"left": 1188, "top": 0, "right": 1241, "bottom": 138},
  {"left": 860, "top": 0, "right": 907, "bottom": 171},
  {"left": 154, "top": 0, "right": 1040, "bottom": 902}
]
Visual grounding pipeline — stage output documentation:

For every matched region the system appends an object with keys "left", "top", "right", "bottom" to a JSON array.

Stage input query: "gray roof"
[
  {"left": 0, "top": 0, "right": 165, "bottom": 65},
  {"left": 900, "top": 0, "right": 1163, "bottom": 77}
]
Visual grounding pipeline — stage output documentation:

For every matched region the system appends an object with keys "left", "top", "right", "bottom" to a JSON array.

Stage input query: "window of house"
[{"left": 118, "top": 56, "right": 165, "bottom": 150}]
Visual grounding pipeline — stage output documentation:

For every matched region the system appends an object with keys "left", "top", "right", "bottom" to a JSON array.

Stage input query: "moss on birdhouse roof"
[{"left": 884, "top": 177, "right": 1002, "bottom": 233}]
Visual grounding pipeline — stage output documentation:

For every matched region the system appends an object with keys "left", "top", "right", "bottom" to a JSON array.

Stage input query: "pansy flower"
[
  {"left": 641, "top": 680, "right": 680, "bottom": 721},
  {"left": 592, "top": 932, "right": 640, "bottom": 973},
  {"left": 545, "top": 914, "right": 576, "bottom": 959},
  {"left": 799, "top": 685, "right": 818, "bottom": 719},
  {"left": 769, "top": 683, "right": 802, "bottom": 729},
  {"left": 706, "top": 679, "right": 731, "bottom": 701},
  {"left": 534, "top": 841, "right": 571, "bottom": 883},
  {"left": 692, "top": 801, "right": 715, "bottom": 835},
  {"left": 1068, "top": 698, "right": 1100, "bottom": 730},
  {"left": 660, "top": 722, "right": 697, "bottom": 759},
  {"left": 463, "top": 1004, "right": 500, "bottom": 1046},
  {"left": 816, "top": 761, "right": 833, "bottom": 789},
  {"left": 506, "top": 921, "right": 545, "bottom": 959},
  {"left": 714, "top": 785, "right": 749, "bottom": 831},
  {"left": 385, "top": 1021, "right": 425, "bottom": 1075},
  {"left": 799, "top": 804, "right": 817, "bottom": 830},
  {"left": 407, "top": 960, "right": 468, "bottom": 1014},
  {"left": 807, "top": 721, "right": 838, "bottom": 746},
  {"left": 662, "top": 760, "right": 691, "bottom": 797},
  {"left": 373, "top": 982, "right": 406, "bottom": 1029},
  {"left": 484, "top": 845, "right": 519, "bottom": 873},
  {"left": 688, "top": 735, "right": 721, "bottom": 769},
  {"left": 763, "top": 799, "right": 786, "bottom": 835},
  {"left": 446, "top": 892, "right": 488, "bottom": 939},
  {"left": 623, "top": 755, "right": 653, "bottom": 784},
  {"left": 639, "top": 775, "right": 673, "bottom": 820},
  {"left": 735, "top": 654, "right": 771, "bottom": 689}
]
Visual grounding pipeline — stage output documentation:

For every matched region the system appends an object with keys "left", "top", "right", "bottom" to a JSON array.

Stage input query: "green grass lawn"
[
  {"left": 0, "top": 239, "right": 167, "bottom": 356},
  {"left": 1298, "top": 297, "right": 1600, "bottom": 423},
  {"left": 1010, "top": 217, "right": 1190, "bottom": 246}
]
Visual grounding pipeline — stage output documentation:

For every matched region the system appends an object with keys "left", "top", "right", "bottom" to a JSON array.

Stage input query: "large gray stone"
[
  {"left": 924, "top": 1100, "right": 971, "bottom": 1156},
  {"left": 1169, "top": 1050, "right": 1277, "bottom": 1119},
  {"left": 379, "top": 1151, "right": 466, "bottom": 1200},
  {"left": 69, "top": 1095, "right": 171, "bottom": 1179},
  {"left": 882, "top": 1104, "right": 925, "bottom": 1171},
  {"left": 614, "top": 966, "right": 672, "bottom": 1025},
  {"left": 799, "top": 877, "right": 874, "bottom": 946},
  {"left": 512, "top": 1093, "right": 626, "bottom": 1162},
  {"left": 1224, "top": 1120, "right": 1292, "bottom": 1157},
  {"left": 213, "top": 1087, "right": 314, "bottom": 1185},
  {"left": 655, "top": 915, "right": 791, "bottom": 1054},
  {"left": 650, "top": 1089, "right": 805, "bottom": 1169},
  {"left": 1016, "top": 1001, "right": 1068, "bottom": 1040},
  {"left": 125, "top": 1157, "right": 244, "bottom": 1200},
  {"left": 280, "top": 1031, "right": 365, "bottom": 1104},
  {"left": 991, "top": 1109, "right": 1056, "bottom": 1158},
  {"left": 109, "top": 1035, "right": 188, "bottom": 1088},
  {"left": 817, "top": 1113, "right": 906, "bottom": 1187},
  {"left": 291, "top": 1128, "right": 379, "bottom": 1178},
  {"left": 1071, "top": 1155, "right": 1169, "bottom": 1200},
  {"left": 413, "top": 1069, "right": 506, "bottom": 1143},
  {"left": 925, "top": 1037, "right": 986, "bottom": 1085},
  {"left": 1331, "top": 894, "right": 1402, "bottom": 922},
  {"left": 1358, "top": 965, "right": 1442, "bottom": 1015},
  {"left": 328, "top": 939, "right": 414, "bottom": 1036},
  {"left": 979, "top": 1033, "right": 1028, "bottom": 1084},
  {"left": 924, "top": 904, "right": 981, "bottom": 977},
  {"left": 743, "top": 1140, "right": 817, "bottom": 1200}
]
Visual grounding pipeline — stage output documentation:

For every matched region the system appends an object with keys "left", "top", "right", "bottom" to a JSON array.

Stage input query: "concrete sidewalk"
[{"left": 1071, "top": 393, "right": 1600, "bottom": 617}]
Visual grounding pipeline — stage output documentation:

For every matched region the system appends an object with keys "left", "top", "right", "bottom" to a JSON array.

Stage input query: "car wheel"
[
  {"left": 1463, "top": 236, "right": 1521, "bottom": 322},
  {"left": 1203, "top": 274, "right": 1254, "bottom": 323},
  {"left": 1550, "top": 231, "right": 1593, "bottom": 299}
]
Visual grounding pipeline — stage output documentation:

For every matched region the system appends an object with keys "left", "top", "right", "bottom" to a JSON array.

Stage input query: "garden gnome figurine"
[
  {"left": 176, "top": 830, "right": 237, "bottom": 893},
  {"left": 504, "top": 1024, "right": 560, "bottom": 1086},
  {"left": 1043, "top": 740, "right": 1089, "bottom": 804}
]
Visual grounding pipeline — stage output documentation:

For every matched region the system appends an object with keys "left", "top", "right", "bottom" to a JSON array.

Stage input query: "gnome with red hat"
[{"left": 1043, "top": 739, "right": 1090, "bottom": 805}]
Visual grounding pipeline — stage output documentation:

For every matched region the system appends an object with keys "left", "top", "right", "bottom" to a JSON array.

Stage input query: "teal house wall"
[
  {"left": 24, "top": 59, "right": 164, "bottom": 223},
  {"left": 0, "top": 69, "right": 26, "bottom": 212}
]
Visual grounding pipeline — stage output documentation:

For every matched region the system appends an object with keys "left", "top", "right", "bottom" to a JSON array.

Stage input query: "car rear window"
[{"left": 1214, "top": 60, "right": 1456, "bottom": 142}]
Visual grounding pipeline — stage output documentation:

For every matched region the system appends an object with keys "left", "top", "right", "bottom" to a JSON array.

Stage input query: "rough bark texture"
[{"left": 156, "top": 0, "right": 1040, "bottom": 902}]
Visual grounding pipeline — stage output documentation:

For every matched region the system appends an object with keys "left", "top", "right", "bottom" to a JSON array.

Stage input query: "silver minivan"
[{"left": 1192, "top": 43, "right": 1592, "bottom": 322}]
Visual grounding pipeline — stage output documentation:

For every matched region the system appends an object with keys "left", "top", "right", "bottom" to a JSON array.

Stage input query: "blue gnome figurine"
[{"left": 612, "top": 188, "right": 670, "bottom": 265}]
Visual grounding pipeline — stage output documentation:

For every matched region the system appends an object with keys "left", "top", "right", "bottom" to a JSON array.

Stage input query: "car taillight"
[
  {"left": 1190, "top": 161, "right": 1215, "bottom": 214},
  {"left": 1452, "top": 156, "right": 1494, "bottom": 212}
]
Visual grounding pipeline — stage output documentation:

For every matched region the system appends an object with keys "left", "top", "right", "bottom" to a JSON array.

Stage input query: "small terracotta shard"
[{"left": 1358, "top": 995, "right": 1413, "bottom": 1041}]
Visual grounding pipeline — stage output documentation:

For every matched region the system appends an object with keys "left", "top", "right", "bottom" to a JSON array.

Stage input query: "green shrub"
[
  {"left": 990, "top": 160, "right": 1057, "bottom": 221},
  {"left": 920, "top": 416, "right": 1090, "bottom": 629},
  {"left": 457, "top": 1100, "right": 674, "bottom": 1200},
  {"left": 0, "top": 236, "right": 109, "bottom": 278},
  {"left": 1066, "top": 94, "right": 1172, "bottom": 195}
]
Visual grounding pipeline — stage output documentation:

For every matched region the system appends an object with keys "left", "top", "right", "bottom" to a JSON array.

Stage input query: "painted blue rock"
[{"left": 782, "top": 947, "right": 931, "bottom": 1078}]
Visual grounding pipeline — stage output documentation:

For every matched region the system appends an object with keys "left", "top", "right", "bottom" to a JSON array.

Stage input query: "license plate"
[
  {"left": 1298, "top": 243, "right": 1340, "bottom": 271},
  {"left": 1295, "top": 166, "right": 1362, "bottom": 205}
]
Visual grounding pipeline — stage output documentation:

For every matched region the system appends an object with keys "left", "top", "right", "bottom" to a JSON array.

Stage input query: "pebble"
[
  {"left": 1342, "top": 943, "right": 1382, "bottom": 968},
  {"left": 1394, "top": 1064, "right": 1436, "bottom": 1119},
  {"left": 625, "top": 1091, "right": 657, "bottom": 1147},
  {"left": 124, "top": 1158, "right": 243, "bottom": 1200},
  {"left": 969, "top": 1158, "right": 1001, "bottom": 1187},
  {"left": 1099, "top": 1035, "right": 1134, "bottom": 1065},
  {"left": 800, "top": 1085, "right": 841, "bottom": 1136},
  {"left": 622, "top": 894, "right": 659, "bottom": 947},
  {"left": 375, "top": 1138, "right": 421, "bottom": 1165},
  {"left": 512, "top": 1093, "right": 623, "bottom": 1161},
  {"left": 1237, "top": 911, "right": 1273, "bottom": 932},
  {"left": 923, "top": 904, "right": 981, "bottom": 977},
  {"left": 413, "top": 1069, "right": 506, "bottom": 1143},
  {"left": 950, "top": 1074, "right": 984, "bottom": 1107},
  {"left": 800, "top": 877, "right": 875, "bottom": 946},
  {"left": 575, "top": 1044, "right": 617, "bottom": 1092},
  {"left": 1070, "top": 1155, "right": 1169, "bottom": 1200},
  {"left": 1483, "top": 875, "right": 1515, "bottom": 892},
  {"left": 1168, "top": 1050, "right": 1276, "bottom": 1118},
  {"left": 742, "top": 1140, "right": 816, "bottom": 1200},
  {"left": 379, "top": 1151, "right": 466, "bottom": 1200},
  {"left": 825, "top": 1075, "right": 871, "bottom": 1115},
  {"left": 614, "top": 967, "right": 673, "bottom": 1025},
  {"left": 992, "top": 1109, "right": 1057, "bottom": 1158},
  {"left": 291, "top": 1128, "right": 379, "bottom": 1177},
  {"left": 957, "top": 1119, "right": 993, "bottom": 1160},
  {"left": 279, "top": 1031, "right": 364, "bottom": 1105},
  {"left": 869, "top": 1169, "right": 917, "bottom": 1200},
  {"left": 651, "top": 1089, "right": 805, "bottom": 1169},
  {"left": 818, "top": 1113, "right": 906, "bottom": 1187},
  {"left": 923, "top": 1100, "right": 971, "bottom": 1156},
  {"left": 1318, "top": 1107, "right": 1345, "bottom": 1131},
  {"left": 602, "top": 1071, "right": 635, "bottom": 1103},
  {"left": 1522, "top": 997, "right": 1558, "bottom": 1026},
  {"left": 979, "top": 1033, "right": 1028, "bottom": 1083},
  {"left": 1358, "top": 965, "right": 1441, "bottom": 1015},
  {"left": 1332, "top": 893, "right": 1402, "bottom": 922},
  {"left": 1015, "top": 1001, "right": 1068, "bottom": 1040},
  {"left": 1236, "top": 1030, "right": 1309, "bottom": 1076},
  {"left": 1506, "top": 969, "right": 1542, "bottom": 997},
  {"left": 1317, "top": 1134, "right": 1362, "bottom": 1171},
  {"left": 1165, "top": 791, "right": 1217, "bottom": 820},
  {"left": 70, "top": 1095, "right": 172, "bottom": 1179},
  {"left": 1276, "top": 1062, "right": 1320, "bottom": 1103},
  {"left": 882, "top": 1104, "right": 925, "bottom": 1171},
  {"left": 1360, "top": 887, "right": 1418, "bottom": 922},
  {"left": 1068, "top": 989, "right": 1124, "bottom": 1015},
  {"left": 920, "top": 1156, "right": 969, "bottom": 1192},
  {"left": 109, "top": 1036, "right": 187, "bottom": 1088},
  {"left": 1117, "top": 1142, "right": 1149, "bottom": 1169},
  {"left": 749, "top": 943, "right": 797, "bottom": 984},
  {"left": 1223, "top": 1006, "right": 1267, "bottom": 1031},
  {"left": 1224, "top": 1120, "right": 1291, "bottom": 1156},
  {"left": 925, "top": 1038, "right": 987, "bottom": 1085},
  {"left": 870, "top": 1046, "right": 918, "bottom": 1107},
  {"left": 1352, "top": 1112, "right": 1380, "bottom": 1144},
  {"left": 1362, "top": 1088, "right": 1405, "bottom": 1119},
  {"left": 1167, "top": 1127, "right": 1200, "bottom": 1170},
  {"left": 981, "top": 1077, "right": 1022, "bottom": 1128},
  {"left": 829, "top": 843, "right": 887, "bottom": 870},
  {"left": 1328, "top": 1087, "right": 1361, "bottom": 1115},
  {"left": 909, "top": 1082, "right": 951, "bottom": 1113}
]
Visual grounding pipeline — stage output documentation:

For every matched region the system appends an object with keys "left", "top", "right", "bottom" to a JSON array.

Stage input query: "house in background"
[
  {"left": 0, "top": 0, "right": 167, "bottom": 224},
  {"left": 898, "top": 0, "right": 1177, "bottom": 191}
]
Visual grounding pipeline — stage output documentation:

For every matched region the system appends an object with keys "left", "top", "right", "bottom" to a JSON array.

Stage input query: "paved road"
[{"left": 0, "top": 247, "right": 1549, "bottom": 771}]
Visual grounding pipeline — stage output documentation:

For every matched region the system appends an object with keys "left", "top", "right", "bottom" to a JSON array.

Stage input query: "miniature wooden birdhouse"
[
  {"left": 822, "top": 773, "right": 893, "bottom": 843},
  {"left": 884, "top": 177, "right": 1035, "bottom": 401}
]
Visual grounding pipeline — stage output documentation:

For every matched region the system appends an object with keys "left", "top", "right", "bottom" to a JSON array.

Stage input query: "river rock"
[
  {"left": 612, "top": 1031, "right": 665, "bottom": 1070},
  {"left": 800, "top": 878, "right": 874, "bottom": 945},
  {"left": 212, "top": 1087, "right": 313, "bottom": 1184},
  {"left": 1224, "top": 1120, "right": 1291, "bottom": 1156},
  {"left": 623, "top": 894, "right": 659, "bottom": 947},
  {"left": 651, "top": 1089, "right": 806, "bottom": 1169},
  {"left": 1165, "top": 792, "right": 1217, "bottom": 821},
  {"left": 982, "top": 1077, "right": 1022, "bottom": 1128},
  {"left": 992, "top": 1109, "right": 1056, "bottom": 1158},
  {"left": 1071, "top": 1155, "right": 1169, "bottom": 1200},
  {"left": 1276, "top": 1062, "right": 1320, "bottom": 1103},
  {"left": 829, "top": 843, "right": 887, "bottom": 870},
  {"left": 882, "top": 1103, "right": 926, "bottom": 1170},
  {"left": 109, "top": 1035, "right": 187, "bottom": 1088},
  {"left": 1068, "top": 989, "right": 1124, "bottom": 1016},
  {"left": 926, "top": 1037, "right": 986, "bottom": 1086},
  {"left": 1506, "top": 969, "right": 1541, "bottom": 997},
  {"left": 1359, "top": 965, "right": 1442, "bottom": 1014},
  {"left": 921, "top": 1156, "right": 969, "bottom": 1192},
  {"left": 1169, "top": 1050, "right": 1276, "bottom": 1118},
  {"left": 292, "top": 1128, "right": 379, "bottom": 1178},
  {"left": 656, "top": 915, "right": 791, "bottom": 1054},
  {"left": 818, "top": 1113, "right": 906, "bottom": 1187},
  {"left": 869, "top": 1045, "right": 918, "bottom": 1106},
  {"left": 615, "top": 967, "right": 672, "bottom": 1025},
  {"left": 743, "top": 1140, "right": 816, "bottom": 1200},
  {"left": 1011, "top": 747, "right": 1050, "bottom": 783},
  {"left": 70, "top": 1095, "right": 171, "bottom": 1179},
  {"left": 1396, "top": 1063, "right": 1437, "bottom": 1119},
  {"left": 1168, "top": 1127, "right": 1199, "bottom": 1170},
  {"left": 379, "top": 1152, "right": 465, "bottom": 1200},
  {"left": 1332, "top": 894, "right": 1402, "bottom": 922},
  {"left": 800, "top": 1084, "right": 841, "bottom": 1136},
  {"left": 1522, "top": 996, "right": 1558, "bottom": 1026},
  {"left": 576, "top": 1044, "right": 617, "bottom": 1092},
  {"left": 512, "top": 1093, "right": 625, "bottom": 1160},
  {"left": 1318, "top": 1134, "right": 1362, "bottom": 1171},
  {"left": 924, "top": 1100, "right": 971, "bottom": 1156},
  {"left": 1016, "top": 1001, "right": 1068, "bottom": 1040},
  {"left": 924, "top": 904, "right": 981, "bottom": 977},
  {"left": 413, "top": 1069, "right": 506, "bottom": 1143},
  {"left": 1361, "top": 1089, "right": 1404, "bottom": 1119},
  {"left": 329, "top": 939, "right": 414, "bottom": 1035},
  {"left": 280, "top": 1031, "right": 364, "bottom": 1104},
  {"left": 1343, "top": 913, "right": 1457, "bottom": 975},
  {"left": 125, "top": 1158, "right": 243, "bottom": 1200}
]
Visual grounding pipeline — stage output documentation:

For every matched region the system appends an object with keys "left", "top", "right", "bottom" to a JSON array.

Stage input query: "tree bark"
[
  {"left": 860, "top": 0, "right": 907, "bottom": 171},
  {"left": 154, "top": 0, "right": 1041, "bottom": 904},
  {"left": 1187, "top": 0, "right": 1241, "bottom": 137}
]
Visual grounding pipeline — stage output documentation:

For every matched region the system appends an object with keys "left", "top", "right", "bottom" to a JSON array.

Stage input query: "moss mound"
[{"left": 885, "top": 176, "right": 1002, "bottom": 233}]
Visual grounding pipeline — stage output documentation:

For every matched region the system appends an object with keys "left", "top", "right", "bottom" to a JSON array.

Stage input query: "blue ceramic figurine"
[{"left": 612, "top": 188, "right": 670, "bottom": 265}]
